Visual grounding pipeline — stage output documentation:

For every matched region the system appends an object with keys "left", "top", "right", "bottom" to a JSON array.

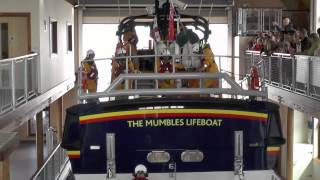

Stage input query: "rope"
[
  {"left": 198, "top": 0, "right": 203, "bottom": 16},
  {"left": 208, "top": 0, "right": 214, "bottom": 23},
  {"left": 128, "top": 0, "right": 131, "bottom": 16},
  {"left": 117, "top": 0, "right": 121, "bottom": 23}
]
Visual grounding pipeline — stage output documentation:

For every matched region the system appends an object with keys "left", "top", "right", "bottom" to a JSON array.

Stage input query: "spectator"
[
  {"left": 299, "top": 28, "right": 311, "bottom": 52},
  {"left": 273, "top": 17, "right": 295, "bottom": 33},
  {"left": 317, "top": 27, "right": 320, "bottom": 38},
  {"left": 307, "top": 33, "right": 320, "bottom": 56},
  {"left": 252, "top": 38, "right": 264, "bottom": 51}
]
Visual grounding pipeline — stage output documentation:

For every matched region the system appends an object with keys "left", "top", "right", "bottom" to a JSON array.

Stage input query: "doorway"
[
  {"left": 0, "top": 23, "right": 8, "bottom": 59},
  {"left": 0, "top": 13, "right": 31, "bottom": 58}
]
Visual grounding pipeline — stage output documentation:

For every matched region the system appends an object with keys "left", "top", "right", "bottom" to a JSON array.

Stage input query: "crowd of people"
[{"left": 248, "top": 17, "right": 320, "bottom": 56}]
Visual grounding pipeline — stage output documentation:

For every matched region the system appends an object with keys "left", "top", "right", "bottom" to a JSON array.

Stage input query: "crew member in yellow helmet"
[
  {"left": 201, "top": 44, "right": 219, "bottom": 88},
  {"left": 82, "top": 49, "right": 98, "bottom": 93}
]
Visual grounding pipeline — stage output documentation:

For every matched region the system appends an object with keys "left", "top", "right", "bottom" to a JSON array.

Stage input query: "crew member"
[{"left": 82, "top": 49, "right": 99, "bottom": 102}]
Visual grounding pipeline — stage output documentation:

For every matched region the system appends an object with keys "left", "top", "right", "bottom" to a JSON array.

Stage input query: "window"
[
  {"left": 50, "top": 18, "right": 58, "bottom": 55},
  {"left": 67, "top": 24, "right": 72, "bottom": 52}
]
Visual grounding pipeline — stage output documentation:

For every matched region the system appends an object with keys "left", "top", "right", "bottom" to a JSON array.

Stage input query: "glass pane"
[{"left": 245, "top": 9, "right": 260, "bottom": 32}]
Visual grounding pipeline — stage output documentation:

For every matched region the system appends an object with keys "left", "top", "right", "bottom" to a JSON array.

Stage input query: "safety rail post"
[
  {"left": 260, "top": 54, "right": 268, "bottom": 96},
  {"left": 11, "top": 60, "right": 16, "bottom": 110},
  {"left": 268, "top": 56, "right": 272, "bottom": 84},
  {"left": 307, "top": 57, "right": 311, "bottom": 96},
  {"left": 291, "top": 56, "right": 296, "bottom": 91},
  {"left": 279, "top": 55, "right": 283, "bottom": 87},
  {"left": 34, "top": 55, "right": 38, "bottom": 96},
  {"left": 154, "top": 41, "right": 159, "bottom": 89},
  {"left": 77, "top": 66, "right": 82, "bottom": 104},
  {"left": 218, "top": 56, "right": 222, "bottom": 89},
  {"left": 24, "top": 58, "right": 28, "bottom": 102},
  {"left": 125, "top": 56, "right": 129, "bottom": 90}
]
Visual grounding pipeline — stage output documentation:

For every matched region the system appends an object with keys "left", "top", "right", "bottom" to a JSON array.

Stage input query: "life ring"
[{"left": 249, "top": 66, "right": 260, "bottom": 90}]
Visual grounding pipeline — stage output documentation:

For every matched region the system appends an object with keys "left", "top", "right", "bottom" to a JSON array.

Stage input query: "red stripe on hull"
[
  {"left": 68, "top": 155, "right": 80, "bottom": 158},
  {"left": 80, "top": 113, "right": 267, "bottom": 124}
]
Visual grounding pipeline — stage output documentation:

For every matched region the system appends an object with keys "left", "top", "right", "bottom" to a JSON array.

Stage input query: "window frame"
[
  {"left": 49, "top": 17, "right": 58, "bottom": 57},
  {"left": 66, "top": 22, "right": 73, "bottom": 53}
]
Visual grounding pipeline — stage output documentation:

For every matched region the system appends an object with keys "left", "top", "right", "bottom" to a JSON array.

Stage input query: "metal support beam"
[
  {"left": 227, "top": 7, "right": 235, "bottom": 79},
  {"left": 36, "top": 111, "right": 44, "bottom": 169},
  {"left": 286, "top": 108, "right": 294, "bottom": 180},
  {"left": 0, "top": 158, "right": 9, "bottom": 180},
  {"left": 0, "top": 132, "right": 18, "bottom": 180},
  {"left": 49, "top": 98, "right": 63, "bottom": 142}
]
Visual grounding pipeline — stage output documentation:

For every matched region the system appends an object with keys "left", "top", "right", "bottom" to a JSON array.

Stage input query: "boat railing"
[
  {"left": 0, "top": 53, "right": 38, "bottom": 115},
  {"left": 78, "top": 54, "right": 265, "bottom": 101},
  {"left": 245, "top": 51, "right": 320, "bottom": 100},
  {"left": 30, "top": 143, "right": 69, "bottom": 180}
]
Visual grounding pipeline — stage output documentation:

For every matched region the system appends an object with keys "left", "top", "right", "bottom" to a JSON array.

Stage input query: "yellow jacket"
[{"left": 82, "top": 62, "right": 98, "bottom": 93}]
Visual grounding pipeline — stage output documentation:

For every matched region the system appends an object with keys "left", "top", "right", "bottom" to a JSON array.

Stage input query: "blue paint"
[{"left": 62, "top": 98, "right": 284, "bottom": 174}]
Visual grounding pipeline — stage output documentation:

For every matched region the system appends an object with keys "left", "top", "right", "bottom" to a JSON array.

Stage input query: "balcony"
[
  {"left": 0, "top": 54, "right": 75, "bottom": 130},
  {"left": 245, "top": 51, "right": 320, "bottom": 116}
]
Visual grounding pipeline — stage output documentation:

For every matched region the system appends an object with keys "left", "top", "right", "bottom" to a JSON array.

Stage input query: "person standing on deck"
[{"left": 82, "top": 49, "right": 99, "bottom": 101}]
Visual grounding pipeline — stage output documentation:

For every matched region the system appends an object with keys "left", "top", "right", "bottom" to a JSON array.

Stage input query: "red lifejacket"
[
  {"left": 250, "top": 66, "right": 260, "bottom": 90},
  {"left": 159, "top": 62, "right": 173, "bottom": 73},
  {"left": 81, "top": 71, "right": 87, "bottom": 92}
]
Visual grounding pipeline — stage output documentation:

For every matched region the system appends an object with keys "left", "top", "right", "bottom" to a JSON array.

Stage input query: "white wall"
[
  {"left": 0, "top": 0, "right": 40, "bottom": 52},
  {"left": 39, "top": 0, "right": 74, "bottom": 92},
  {"left": 314, "top": 160, "right": 320, "bottom": 179},
  {"left": 293, "top": 110, "right": 314, "bottom": 180},
  {"left": 316, "top": 0, "right": 320, "bottom": 30},
  {"left": 0, "top": 26, "right": 2, "bottom": 59},
  {"left": 294, "top": 110, "right": 309, "bottom": 143}
]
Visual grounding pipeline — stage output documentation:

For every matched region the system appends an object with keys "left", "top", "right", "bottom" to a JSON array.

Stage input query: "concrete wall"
[
  {"left": 0, "top": 0, "right": 40, "bottom": 52},
  {"left": 39, "top": 0, "right": 74, "bottom": 93}
]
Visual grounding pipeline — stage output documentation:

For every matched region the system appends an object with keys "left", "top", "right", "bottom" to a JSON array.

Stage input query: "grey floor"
[{"left": 9, "top": 141, "right": 48, "bottom": 180}]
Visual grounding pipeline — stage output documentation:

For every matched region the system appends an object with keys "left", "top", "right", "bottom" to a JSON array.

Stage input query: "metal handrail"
[
  {"left": 82, "top": 54, "right": 240, "bottom": 62},
  {"left": 30, "top": 143, "right": 69, "bottom": 180},
  {"left": 245, "top": 50, "right": 320, "bottom": 100},
  {"left": 80, "top": 72, "right": 267, "bottom": 100},
  {"left": 0, "top": 53, "right": 39, "bottom": 115},
  {"left": 0, "top": 53, "right": 38, "bottom": 63},
  {"left": 79, "top": 53, "right": 261, "bottom": 100}
]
